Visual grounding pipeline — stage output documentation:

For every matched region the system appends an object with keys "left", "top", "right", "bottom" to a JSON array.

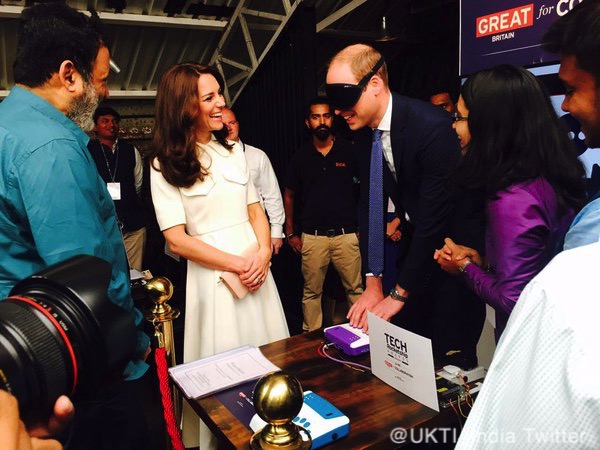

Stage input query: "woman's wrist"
[
  {"left": 458, "top": 258, "right": 473, "bottom": 273},
  {"left": 232, "top": 255, "right": 247, "bottom": 274},
  {"left": 258, "top": 244, "right": 272, "bottom": 260},
  {"left": 469, "top": 252, "right": 484, "bottom": 267}
]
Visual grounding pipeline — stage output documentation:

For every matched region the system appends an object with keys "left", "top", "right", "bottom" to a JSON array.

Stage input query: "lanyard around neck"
[{"left": 99, "top": 140, "right": 119, "bottom": 182}]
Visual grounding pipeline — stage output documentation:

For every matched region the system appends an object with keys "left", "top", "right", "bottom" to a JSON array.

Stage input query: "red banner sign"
[{"left": 476, "top": 4, "right": 534, "bottom": 38}]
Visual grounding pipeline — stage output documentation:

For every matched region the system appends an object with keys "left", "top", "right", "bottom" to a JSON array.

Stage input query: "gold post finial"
[
  {"left": 144, "top": 276, "right": 178, "bottom": 319},
  {"left": 250, "top": 371, "right": 312, "bottom": 450}
]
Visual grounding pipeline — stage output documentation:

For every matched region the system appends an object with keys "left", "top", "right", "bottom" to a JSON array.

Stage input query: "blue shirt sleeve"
[
  {"left": 563, "top": 198, "right": 600, "bottom": 250},
  {"left": 15, "top": 140, "right": 149, "bottom": 378}
]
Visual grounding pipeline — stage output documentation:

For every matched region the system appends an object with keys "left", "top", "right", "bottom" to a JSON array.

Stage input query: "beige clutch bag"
[
  {"left": 220, "top": 242, "right": 259, "bottom": 300},
  {"left": 220, "top": 271, "right": 248, "bottom": 300}
]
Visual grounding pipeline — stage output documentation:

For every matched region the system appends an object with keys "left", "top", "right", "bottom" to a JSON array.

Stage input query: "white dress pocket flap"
[
  {"left": 180, "top": 176, "right": 215, "bottom": 197},
  {"left": 221, "top": 165, "right": 249, "bottom": 185}
]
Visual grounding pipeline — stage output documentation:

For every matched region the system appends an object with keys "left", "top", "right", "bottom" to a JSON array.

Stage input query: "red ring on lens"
[{"left": 7, "top": 295, "right": 78, "bottom": 394}]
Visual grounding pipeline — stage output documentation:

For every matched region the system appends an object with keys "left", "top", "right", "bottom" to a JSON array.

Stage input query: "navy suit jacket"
[{"left": 356, "top": 93, "right": 461, "bottom": 293}]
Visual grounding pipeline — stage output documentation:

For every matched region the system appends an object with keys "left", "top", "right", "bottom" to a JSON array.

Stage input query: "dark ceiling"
[{"left": 0, "top": 0, "right": 459, "bottom": 104}]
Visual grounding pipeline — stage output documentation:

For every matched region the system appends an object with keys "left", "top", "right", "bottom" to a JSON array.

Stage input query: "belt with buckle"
[{"left": 306, "top": 227, "right": 357, "bottom": 237}]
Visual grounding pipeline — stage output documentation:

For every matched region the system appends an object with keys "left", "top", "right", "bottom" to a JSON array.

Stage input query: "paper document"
[
  {"left": 169, "top": 345, "right": 279, "bottom": 399},
  {"left": 129, "top": 268, "right": 145, "bottom": 281},
  {"left": 368, "top": 313, "right": 439, "bottom": 411}
]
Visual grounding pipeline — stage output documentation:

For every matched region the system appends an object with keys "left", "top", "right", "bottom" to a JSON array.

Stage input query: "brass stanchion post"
[{"left": 144, "top": 277, "right": 181, "bottom": 424}]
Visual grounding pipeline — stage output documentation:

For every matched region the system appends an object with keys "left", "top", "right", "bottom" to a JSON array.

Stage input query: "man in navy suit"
[{"left": 326, "top": 44, "right": 480, "bottom": 365}]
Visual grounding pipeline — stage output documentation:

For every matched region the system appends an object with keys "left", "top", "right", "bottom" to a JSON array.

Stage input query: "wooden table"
[{"left": 186, "top": 331, "right": 460, "bottom": 449}]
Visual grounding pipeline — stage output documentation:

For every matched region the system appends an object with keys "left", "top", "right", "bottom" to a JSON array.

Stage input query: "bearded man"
[
  {"left": 0, "top": 3, "right": 150, "bottom": 449},
  {"left": 284, "top": 97, "right": 363, "bottom": 331}
]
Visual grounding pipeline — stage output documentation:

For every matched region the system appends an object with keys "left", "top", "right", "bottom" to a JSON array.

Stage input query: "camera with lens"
[{"left": 0, "top": 255, "right": 138, "bottom": 425}]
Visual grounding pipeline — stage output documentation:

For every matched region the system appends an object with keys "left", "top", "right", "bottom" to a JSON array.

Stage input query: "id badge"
[{"left": 107, "top": 182, "right": 121, "bottom": 200}]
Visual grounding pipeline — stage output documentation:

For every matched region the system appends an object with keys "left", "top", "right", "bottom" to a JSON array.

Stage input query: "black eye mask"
[{"left": 326, "top": 56, "right": 385, "bottom": 110}]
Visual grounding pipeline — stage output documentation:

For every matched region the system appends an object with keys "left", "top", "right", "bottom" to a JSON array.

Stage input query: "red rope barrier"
[{"left": 155, "top": 347, "right": 185, "bottom": 450}]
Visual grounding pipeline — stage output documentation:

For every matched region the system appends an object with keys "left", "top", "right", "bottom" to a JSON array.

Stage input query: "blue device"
[{"left": 250, "top": 390, "right": 350, "bottom": 449}]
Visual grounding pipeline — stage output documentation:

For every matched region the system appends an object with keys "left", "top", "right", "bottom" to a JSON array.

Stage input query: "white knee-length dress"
[{"left": 151, "top": 137, "right": 290, "bottom": 448}]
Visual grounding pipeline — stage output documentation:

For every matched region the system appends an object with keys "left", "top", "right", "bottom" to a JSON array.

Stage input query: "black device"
[
  {"left": 325, "top": 56, "right": 386, "bottom": 110},
  {"left": 0, "top": 255, "right": 137, "bottom": 425}
]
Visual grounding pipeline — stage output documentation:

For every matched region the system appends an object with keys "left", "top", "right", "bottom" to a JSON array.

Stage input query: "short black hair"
[
  {"left": 93, "top": 106, "right": 121, "bottom": 124},
  {"left": 542, "top": 0, "right": 600, "bottom": 84},
  {"left": 14, "top": 2, "right": 105, "bottom": 87},
  {"left": 305, "top": 96, "right": 332, "bottom": 119}
]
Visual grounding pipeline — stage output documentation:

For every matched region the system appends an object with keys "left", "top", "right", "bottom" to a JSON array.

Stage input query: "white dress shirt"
[
  {"left": 376, "top": 94, "right": 396, "bottom": 181},
  {"left": 456, "top": 242, "right": 600, "bottom": 449},
  {"left": 375, "top": 94, "right": 410, "bottom": 223},
  {"left": 241, "top": 140, "right": 285, "bottom": 238}
]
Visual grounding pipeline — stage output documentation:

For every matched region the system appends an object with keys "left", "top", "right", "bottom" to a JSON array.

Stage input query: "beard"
[
  {"left": 311, "top": 125, "right": 331, "bottom": 141},
  {"left": 66, "top": 81, "right": 100, "bottom": 132},
  {"left": 585, "top": 98, "right": 600, "bottom": 148}
]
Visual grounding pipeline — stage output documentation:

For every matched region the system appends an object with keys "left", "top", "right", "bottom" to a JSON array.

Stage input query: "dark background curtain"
[
  {"left": 230, "top": 2, "right": 460, "bottom": 335},
  {"left": 232, "top": 6, "right": 317, "bottom": 189},
  {"left": 233, "top": 1, "right": 460, "bottom": 182}
]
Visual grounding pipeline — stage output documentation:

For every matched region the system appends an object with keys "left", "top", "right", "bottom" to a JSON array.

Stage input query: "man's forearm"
[{"left": 283, "top": 189, "right": 295, "bottom": 236}]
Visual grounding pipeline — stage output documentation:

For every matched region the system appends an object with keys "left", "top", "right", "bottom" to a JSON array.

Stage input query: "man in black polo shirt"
[
  {"left": 88, "top": 106, "right": 146, "bottom": 271},
  {"left": 284, "top": 97, "right": 363, "bottom": 331}
]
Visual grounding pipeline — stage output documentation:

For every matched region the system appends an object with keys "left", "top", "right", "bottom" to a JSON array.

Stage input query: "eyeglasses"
[
  {"left": 325, "top": 56, "right": 386, "bottom": 110},
  {"left": 451, "top": 112, "right": 469, "bottom": 122}
]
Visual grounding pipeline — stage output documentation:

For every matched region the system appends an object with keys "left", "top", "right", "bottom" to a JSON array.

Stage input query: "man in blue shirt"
[
  {"left": 0, "top": 3, "right": 149, "bottom": 449},
  {"left": 456, "top": 5, "right": 600, "bottom": 447},
  {"left": 542, "top": 1, "right": 600, "bottom": 250}
]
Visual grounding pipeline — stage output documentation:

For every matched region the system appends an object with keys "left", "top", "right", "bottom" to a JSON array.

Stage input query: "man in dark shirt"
[
  {"left": 284, "top": 97, "right": 363, "bottom": 331},
  {"left": 429, "top": 91, "right": 456, "bottom": 114},
  {"left": 88, "top": 106, "right": 146, "bottom": 271}
]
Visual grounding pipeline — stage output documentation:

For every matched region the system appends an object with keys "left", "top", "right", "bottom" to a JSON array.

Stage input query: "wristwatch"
[
  {"left": 458, "top": 259, "right": 472, "bottom": 273},
  {"left": 389, "top": 287, "right": 408, "bottom": 303}
]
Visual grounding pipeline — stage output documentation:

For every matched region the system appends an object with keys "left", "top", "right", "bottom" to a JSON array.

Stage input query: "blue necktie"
[{"left": 368, "top": 129, "right": 384, "bottom": 276}]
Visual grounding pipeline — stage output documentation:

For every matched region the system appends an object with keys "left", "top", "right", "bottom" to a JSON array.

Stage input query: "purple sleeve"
[{"left": 463, "top": 186, "right": 552, "bottom": 315}]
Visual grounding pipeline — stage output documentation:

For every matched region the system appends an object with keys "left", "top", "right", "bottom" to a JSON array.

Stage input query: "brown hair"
[
  {"left": 329, "top": 43, "right": 389, "bottom": 87},
  {"left": 150, "top": 63, "right": 232, "bottom": 187}
]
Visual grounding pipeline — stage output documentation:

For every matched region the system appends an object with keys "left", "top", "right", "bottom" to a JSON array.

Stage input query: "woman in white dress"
[{"left": 149, "top": 63, "right": 290, "bottom": 449}]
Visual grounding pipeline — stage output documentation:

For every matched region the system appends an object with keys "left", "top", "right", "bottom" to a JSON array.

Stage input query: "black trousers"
[
  {"left": 391, "top": 264, "right": 486, "bottom": 370},
  {"left": 60, "top": 377, "right": 150, "bottom": 450}
]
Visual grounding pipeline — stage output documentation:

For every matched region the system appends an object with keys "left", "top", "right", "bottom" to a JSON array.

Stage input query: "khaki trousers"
[
  {"left": 301, "top": 232, "right": 363, "bottom": 331},
  {"left": 123, "top": 227, "right": 146, "bottom": 271}
]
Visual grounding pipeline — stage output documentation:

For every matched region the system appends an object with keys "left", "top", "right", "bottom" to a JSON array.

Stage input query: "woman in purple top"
[{"left": 434, "top": 65, "right": 586, "bottom": 339}]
